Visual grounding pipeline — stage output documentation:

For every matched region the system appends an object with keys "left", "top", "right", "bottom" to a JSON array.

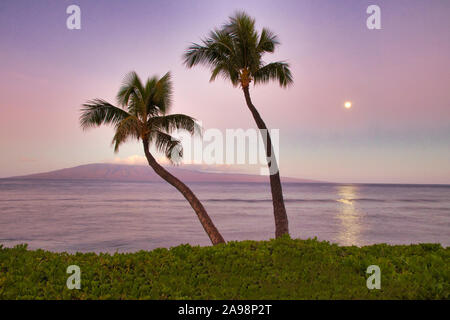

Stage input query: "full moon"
[{"left": 344, "top": 101, "right": 352, "bottom": 109}]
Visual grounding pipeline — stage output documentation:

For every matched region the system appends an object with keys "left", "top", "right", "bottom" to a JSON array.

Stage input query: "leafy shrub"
[{"left": 0, "top": 237, "right": 448, "bottom": 299}]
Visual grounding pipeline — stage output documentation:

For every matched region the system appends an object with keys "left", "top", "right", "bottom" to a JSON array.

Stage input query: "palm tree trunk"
[
  {"left": 242, "top": 86, "right": 289, "bottom": 238},
  {"left": 142, "top": 140, "right": 225, "bottom": 245}
]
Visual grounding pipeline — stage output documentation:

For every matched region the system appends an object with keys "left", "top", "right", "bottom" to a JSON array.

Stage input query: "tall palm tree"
[
  {"left": 80, "top": 71, "right": 225, "bottom": 245},
  {"left": 183, "top": 12, "right": 293, "bottom": 238}
]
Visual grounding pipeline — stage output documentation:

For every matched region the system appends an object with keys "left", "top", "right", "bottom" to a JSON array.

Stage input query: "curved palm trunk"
[
  {"left": 242, "top": 86, "right": 289, "bottom": 238},
  {"left": 142, "top": 140, "right": 225, "bottom": 245}
]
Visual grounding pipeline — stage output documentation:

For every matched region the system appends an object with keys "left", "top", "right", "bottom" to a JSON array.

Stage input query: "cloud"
[
  {"left": 106, "top": 155, "right": 170, "bottom": 166},
  {"left": 104, "top": 155, "right": 255, "bottom": 174},
  {"left": 181, "top": 163, "right": 256, "bottom": 175},
  {"left": 107, "top": 155, "right": 147, "bottom": 165}
]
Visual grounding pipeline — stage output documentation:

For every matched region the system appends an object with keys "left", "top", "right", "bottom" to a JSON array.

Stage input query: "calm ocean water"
[{"left": 0, "top": 179, "right": 449, "bottom": 252}]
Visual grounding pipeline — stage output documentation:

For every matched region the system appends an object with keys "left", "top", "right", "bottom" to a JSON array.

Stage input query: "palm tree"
[
  {"left": 80, "top": 71, "right": 225, "bottom": 245},
  {"left": 183, "top": 11, "right": 292, "bottom": 238}
]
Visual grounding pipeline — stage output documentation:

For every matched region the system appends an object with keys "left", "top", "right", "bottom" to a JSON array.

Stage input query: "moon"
[{"left": 344, "top": 101, "right": 352, "bottom": 109}]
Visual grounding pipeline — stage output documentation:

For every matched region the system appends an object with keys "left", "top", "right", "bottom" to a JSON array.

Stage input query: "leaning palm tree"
[
  {"left": 183, "top": 12, "right": 292, "bottom": 238},
  {"left": 80, "top": 71, "right": 225, "bottom": 245}
]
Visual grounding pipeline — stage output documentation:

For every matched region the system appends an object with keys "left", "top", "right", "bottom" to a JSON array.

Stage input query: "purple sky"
[{"left": 0, "top": 0, "right": 449, "bottom": 183}]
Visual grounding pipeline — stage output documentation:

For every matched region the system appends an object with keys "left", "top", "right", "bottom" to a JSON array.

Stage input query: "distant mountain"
[{"left": 8, "top": 163, "right": 320, "bottom": 183}]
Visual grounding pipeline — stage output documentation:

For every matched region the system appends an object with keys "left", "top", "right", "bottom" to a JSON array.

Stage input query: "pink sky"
[{"left": 0, "top": 0, "right": 449, "bottom": 184}]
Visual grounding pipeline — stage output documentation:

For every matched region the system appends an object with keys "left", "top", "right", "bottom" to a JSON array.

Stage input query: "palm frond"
[
  {"left": 150, "top": 130, "right": 183, "bottom": 164},
  {"left": 184, "top": 43, "right": 211, "bottom": 68},
  {"left": 253, "top": 62, "right": 293, "bottom": 87},
  {"left": 209, "top": 61, "right": 240, "bottom": 86},
  {"left": 184, "top": 30, "right": 235, "bottom": 66},
  {"left": 225, "top": 11, "right": 257, "bottom": 43},
  {"left": 80, "top": 99, "right": 130, "bottom": 130},
  {"left": 148, "top": 114, "right": 201, "bottom": 136},
  {"left": 117, "top": 72, "right": 144, "bottom": 105},
  {"left": 142, "top": 76, "right": 157, "bottom": 116},
  {"left": 152, "top": 72, "right": 173, "bottom": 114},
  {"left": 224, "top": 11, "right": 259, "bottom": 68},
  {"left": 257, "top": 28, "right": 279, "bottom": 54},
  {"left": 208, "top": 29, "right": 235, "bottom": 56},
  {"left": 117, "top": 72, "right": 146, "bottom": 118},
  {"left": 111, "top": 116, "right": 141, "bottom": 153}
]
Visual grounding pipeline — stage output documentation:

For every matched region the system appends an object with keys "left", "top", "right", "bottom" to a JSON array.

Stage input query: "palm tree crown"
[
  {"left": 80, "top": 72, "right": 200, "bottom": 162},
  {"left": 183, "top": 11, "right": 293, "bottom": 89}
]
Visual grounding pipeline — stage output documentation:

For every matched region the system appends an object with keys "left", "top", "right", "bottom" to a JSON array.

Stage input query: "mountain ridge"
[{"left": 6, "top": 163, "right": 321, "bottom": 183}]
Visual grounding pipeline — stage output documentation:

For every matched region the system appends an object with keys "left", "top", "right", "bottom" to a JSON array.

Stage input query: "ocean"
[{"left": 0, "top": 179, "right": 449, "bottom": 252}]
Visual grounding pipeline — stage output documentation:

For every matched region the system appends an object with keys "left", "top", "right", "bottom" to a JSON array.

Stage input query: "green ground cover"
[{"left": 0, "top": 237, "right": 448, "bottom": 299}]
